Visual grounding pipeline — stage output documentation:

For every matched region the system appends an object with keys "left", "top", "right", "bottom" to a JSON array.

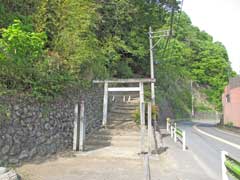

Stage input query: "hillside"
[{"left": 0, "top": 0, "right": 235, "bottom": 118}]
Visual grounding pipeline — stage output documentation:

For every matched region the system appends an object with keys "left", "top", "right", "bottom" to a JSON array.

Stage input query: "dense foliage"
[{"left": 0, "top": 0, "right": 235, "bottom": 115}]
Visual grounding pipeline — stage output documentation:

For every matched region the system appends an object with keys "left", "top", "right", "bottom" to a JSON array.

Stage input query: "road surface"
[{"left": 177, "top": 120, "right": 240, "bottom": 180}]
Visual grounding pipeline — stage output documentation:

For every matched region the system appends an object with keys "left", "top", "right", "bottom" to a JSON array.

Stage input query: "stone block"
[
  {"left": 1, "top": 145, "right": 10, "bottom": 155},
  {"left": 19, "top": 150, "right": 29, "bottom": 160}
]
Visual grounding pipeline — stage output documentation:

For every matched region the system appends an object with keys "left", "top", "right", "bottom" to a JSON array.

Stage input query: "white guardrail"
[
  {"left": 166, "top": 118, "right": 186, "bottom": 151},
  {"left": 221, "top": 151, "right": 240, "bottom": 180}
]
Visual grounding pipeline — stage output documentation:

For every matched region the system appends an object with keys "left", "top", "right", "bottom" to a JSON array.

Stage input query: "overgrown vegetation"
[
  {"left": 0, "top": 104, "right": 10, "bottom": 120},
  {"left": 225, "top": 122, "right": 234, "bottom": 128},
  {"left": 0, "top": 0, "right": 235, "bottom": 116},
  {"left": 133, "top": 104, "right": 159, "bottom": 125}
]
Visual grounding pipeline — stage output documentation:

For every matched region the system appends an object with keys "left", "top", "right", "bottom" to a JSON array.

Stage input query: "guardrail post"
[
  {"left": 73, "top": 103, "right": 79, "bottom": 151},
  {"left": 79, "top": 100, "right": 86, "bottom": 151},
  {"left": 171, "top": 125, "right": 173, "bottom": 138},
  {"left": 182, "top": 131, "right": 186, "bottom": 151},
  {"left": 174, "top": 123, "right": 177, "bottom": 142},
  {"left": 221, "top": 151, "right": 229, "bottom": 180}
]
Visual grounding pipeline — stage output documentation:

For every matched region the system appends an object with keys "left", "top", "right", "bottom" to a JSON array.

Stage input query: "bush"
[
  {"left": 133, "top": 108, "right": 140, "bottom": 125},
  {"left": 0, "top": 20, "right": 46, "bottom": 63},
  {"left": 0, "top": 20, "right": 46, "bottom": 92},
  {"left": 133, "top": 104, "right": 159, "bottom": 125},
  {"left": 0, "top": 20, "right": 81, "bottom": 99},
  {"left": 225, "top": 122, "right": 234, "bottom": 128}
]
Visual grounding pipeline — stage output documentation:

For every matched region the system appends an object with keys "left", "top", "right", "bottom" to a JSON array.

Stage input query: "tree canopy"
[{"left": 0, "top": 0, "right": 235, "bottom": 115}]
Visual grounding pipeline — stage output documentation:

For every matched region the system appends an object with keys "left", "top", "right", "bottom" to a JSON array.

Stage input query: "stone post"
[
  {"left": 73, "top": 103, "right": 79, "bottom": 151},
  {"left": 79, "top": 100, "right": 86, "bottom": 151}
]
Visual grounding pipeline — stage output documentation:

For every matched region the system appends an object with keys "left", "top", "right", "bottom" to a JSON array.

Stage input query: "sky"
[{"left": 183, "top": 0, "right": 240, "bottom": 74}]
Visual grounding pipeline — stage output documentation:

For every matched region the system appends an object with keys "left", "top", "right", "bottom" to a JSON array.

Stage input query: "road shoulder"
[
  {"left": 216, "top": 126, "right": 240, "bottom": 137},
  {"left": 159, "top": 129, "right": 217, "bottom": 180},
  {"left": 193, "top": 124, "right": 240, "bottom": 150}
]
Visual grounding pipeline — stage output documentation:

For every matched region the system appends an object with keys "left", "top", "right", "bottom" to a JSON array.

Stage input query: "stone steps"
[
  {"left": 88, "top": 134, "right": 141, "bottom": 140},
  {"left": 110, "top": 109, "right": 136, "bottom": 114},
  {"left": 94, "top": 128, "right": 140, "bottom": 136},
  {"left": 86, "top": 139, "right": 140, "bottom": 147},
  {"left": 109, "top": 112, "right": 135, "bottom": 117},
  {"left": 105, "top": 125, "right": 138, "bottom": 131},
  {"left": 110, "top": 98, "right": 139, "bottom": 102},
  {"left": 111, "top": 106, "right": 138, "bottom": 110},
  {"left": 107, "top": 121, "right": 139, "bottom": 129},
  {"left": 108, "top": 115, "right": 135, "bottom": 122},
  {"left": 108, "top": 119, "right": 135, "bottom": 124},
  {"left": 109, "top": 117, "right": 135, "bottom": 121},
  {"left": 112, "top": 103, "right": 139, "bottom": 107},
  {"left": 83, "top": 95, "right": 142, "bottom": 158}
]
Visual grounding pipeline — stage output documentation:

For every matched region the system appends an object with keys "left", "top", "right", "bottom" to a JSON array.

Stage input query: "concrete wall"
[
  {"left": 0, "top": 87, "right": 103, "bottom": 166},
  {"left": 222, "top": 86, "right": 240, "bottom": 127}
]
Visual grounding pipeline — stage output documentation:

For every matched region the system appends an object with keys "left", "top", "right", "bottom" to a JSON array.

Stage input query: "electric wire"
[
  {"left": 160, "top": 3, "right": 176, "bottom": 60},
  {"left": 170, "top": 0, "right": 185, "bottom": 54},
  {"left": 162, "top": 0, "right": 184, "bottom": 61}
]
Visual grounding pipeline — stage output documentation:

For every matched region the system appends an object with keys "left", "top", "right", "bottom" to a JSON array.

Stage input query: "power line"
[
  {"left": 148, "top": 0, "right": 185, "bottom": 63},
  {"left": 161, "top": 0, "right": 184, "bottom": 61},
  {"left": 168, "top": 0, "right": 184, "bottom": 61},
  {"left": 160, "top": 3, "right": 176, "bottom": 59},
  {"left": 174, "top": 0, "right": 184, "bottom": 36}
]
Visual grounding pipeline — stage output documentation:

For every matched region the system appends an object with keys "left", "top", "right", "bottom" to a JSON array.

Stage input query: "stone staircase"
[{"left": 82, "top": 94, "right": 142, "bottom": 159}]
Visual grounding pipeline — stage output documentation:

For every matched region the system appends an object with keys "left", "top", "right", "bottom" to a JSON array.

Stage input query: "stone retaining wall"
[{"left": 0, "top": 86, "right": 103, "bottom": 166}]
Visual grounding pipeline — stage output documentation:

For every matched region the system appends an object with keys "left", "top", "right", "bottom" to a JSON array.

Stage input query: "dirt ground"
[
  {"left": 16, "top": 131, "right": 215, "bottom": 180},
  {"left": 17, "top": 156, "right": 149, "bottom": 180}
]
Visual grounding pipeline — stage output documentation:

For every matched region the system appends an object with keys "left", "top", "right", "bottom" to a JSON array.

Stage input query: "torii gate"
[{"left": 93, "top": 78, "right": 156, "bottom": 126}]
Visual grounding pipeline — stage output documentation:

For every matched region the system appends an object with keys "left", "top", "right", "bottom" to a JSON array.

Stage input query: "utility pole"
[
  {"left": 149, "top": 0, "right": 172, "bottom": 152},
  {"left": 149, "top": 26, "right": 158, "bottom": 153},
  {"left": 149, "top": 26, "right": 155, "bottom": 105},
  {"left": 149, "top": 28, "right": 170, "bottom": 104},
  {"left": 149, "top": 26, "right": 170, "bottom": 152},
  {"left": 191, "top": 80, "right": 194, "bottom": 117},
  {"left": 149, "top": 0, "right": 154, "bottom": 104}
]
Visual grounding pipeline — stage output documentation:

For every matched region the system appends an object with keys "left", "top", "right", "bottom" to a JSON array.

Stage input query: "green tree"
[
  {"left": 0, "top": 20, "right": 46, "bottom": 90},
  {"left": 0, "top": 0, "right": 39, "bottom": 28},
  {"left": 0, "top": 20, "right": 45, "bottom": 63},
  {"left": 53, "top": 0, "right": 107, "bottom": 80},
  {"left": 0, "top": 0, "right": 235, "bottom": 113},
  {"left": 34, "top": 0, "right": 65, "bottom": 48}
]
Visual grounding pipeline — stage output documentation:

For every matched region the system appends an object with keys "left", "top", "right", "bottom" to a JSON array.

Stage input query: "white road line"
[
  {"left": 214, "top": 127, "right": 240, "bottom": 138},
  {"left": 191, "top": 152, "right": 218, "bottom": 180},
  {"left": 193, "top": 125, "right": 240, "bottom": 150}
]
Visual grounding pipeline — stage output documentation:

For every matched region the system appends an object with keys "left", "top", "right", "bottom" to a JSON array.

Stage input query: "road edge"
[{"left": 193, "top": 125, "right": 240, "bottom": 150}]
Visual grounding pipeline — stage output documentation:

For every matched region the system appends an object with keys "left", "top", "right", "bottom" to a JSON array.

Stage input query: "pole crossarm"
[
  {"left": 93, "top": 78, "right": 156, "bottom": 84},
  {"left": 151, "top": 29, "right": 170, "bottom": 34},
  {"left": 150, "top": 30, "right": 171, "bottom": 37},
  {"left": 150, "top": 29, "right": 172, "bottom": 50}
]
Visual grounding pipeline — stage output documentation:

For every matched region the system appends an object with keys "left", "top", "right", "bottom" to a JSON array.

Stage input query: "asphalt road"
[{"left": 177, "top": 120, "right": 240, "bottom": 180}]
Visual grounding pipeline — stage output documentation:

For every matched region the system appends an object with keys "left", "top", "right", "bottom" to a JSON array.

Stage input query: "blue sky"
[{"left": 183, "top": 0, "right": 240, "bottom": 74}]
